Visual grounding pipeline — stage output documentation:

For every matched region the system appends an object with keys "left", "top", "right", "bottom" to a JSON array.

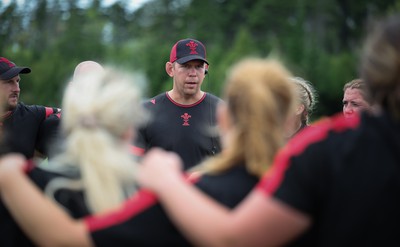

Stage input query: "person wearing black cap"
[
  {"left": 133, "top": 38, "right": 222, "bottom": 170},
  {"left": 0, "top": 57, "right": 60, "bottom": 159}
]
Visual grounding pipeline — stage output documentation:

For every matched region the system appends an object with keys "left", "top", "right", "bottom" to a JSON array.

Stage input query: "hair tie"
[{"left": 79, "top": 116, "right": 98, "bottom": 129}]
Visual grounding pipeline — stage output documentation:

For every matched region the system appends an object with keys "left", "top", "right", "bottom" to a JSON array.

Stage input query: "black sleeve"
[
  {"left": 0, "top": 166, "right": 61, "bottom": 247},
  {"left": 270, "top": 139, "right": 332, "bottom": 215},
  {"left": 89, "top": 196, "right": 191, "bottom": 247},
  {"left": 195, "top": 166, "right": 258, "bottom": 208},
  {"left": 0, "top": 202, "right": 35, "bottom": 247},
  {"left": 35, "top": 114, "right": 61, "bottom": 157}
]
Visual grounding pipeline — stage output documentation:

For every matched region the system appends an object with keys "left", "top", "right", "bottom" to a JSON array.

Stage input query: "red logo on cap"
[
  {"left": 0, "top": 57, "right": 15, "bottom": 68},
  {"left": 186, "top": 41, "right": 198, "bottom": 55}
]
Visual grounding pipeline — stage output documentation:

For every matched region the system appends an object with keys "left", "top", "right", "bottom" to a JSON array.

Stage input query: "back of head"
[
  {"left": 361, "top": 14, "right": 400, "bottom": 120},
  {"left": 290, "top": 77, "right": 317, "bottom": 125},
  {"left": 52, "top": 68, "right": 146, "bottom": 213},
  {"left": 197, "top": 58, "right": 296, "bottom": 177},
  {"left": 63, "top": 68, "right": 145, "bottom": 137},
  {"left": 72, "top": 61, "right": 104, "bottom": 82}
]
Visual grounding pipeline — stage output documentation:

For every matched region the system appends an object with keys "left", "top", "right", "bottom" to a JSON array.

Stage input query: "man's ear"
[{"left": 165, "top": 62, "right": 174, "bottom": 77}]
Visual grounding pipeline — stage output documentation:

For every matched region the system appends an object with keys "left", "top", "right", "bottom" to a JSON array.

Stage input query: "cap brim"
[
  {"left": 0, "top": 67, "right": 31, "bottom": 80},
  {"left": 176, "top": 55, "right": 209, "bottom": 65}
]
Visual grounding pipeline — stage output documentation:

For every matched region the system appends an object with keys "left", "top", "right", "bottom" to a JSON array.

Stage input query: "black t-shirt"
[
  {"left": 135, "top": 92, "right": 222, "bottom": 170},
  {"left": 0, "top": 103, "right": 60, "bottom": 158},
  {"left": 258, "top": 112, "right": 400, "bottom": 247},
  {"left": 87, "top": 164, "right": 258, "bottom": 247}
]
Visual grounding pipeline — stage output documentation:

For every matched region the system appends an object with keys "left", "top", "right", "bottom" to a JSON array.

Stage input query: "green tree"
[{"left": 1, "top": 0, "right": 398, "bottom": 117}]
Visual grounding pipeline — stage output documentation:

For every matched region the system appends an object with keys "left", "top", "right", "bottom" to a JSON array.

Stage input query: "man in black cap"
[
  {"left": 0, "top": 57, "right": 60, "bottom": 159},
  {"left": 133, "top": 38, "right": 222, "bottom": 170}
]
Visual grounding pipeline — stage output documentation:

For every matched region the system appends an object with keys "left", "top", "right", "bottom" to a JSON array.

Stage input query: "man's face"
[
  {"left": 342, "top": 88, "right": 370, "bottom": 118},
  {"left": 172, "top": 60, "right": 206, "bottom": 97},
  {"left": 0, "top": 75, "right": 21, "bottom": 110}
]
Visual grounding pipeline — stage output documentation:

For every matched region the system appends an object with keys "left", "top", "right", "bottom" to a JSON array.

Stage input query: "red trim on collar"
[
  {"left": 165, "top": 92, "right": 207, "bottom": 107},
  {"left": 1, "top": 111, "right": 12, "bottom": 120}
]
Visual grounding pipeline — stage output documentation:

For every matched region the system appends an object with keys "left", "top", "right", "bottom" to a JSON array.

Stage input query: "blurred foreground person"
[
  {"left": 136, "top": 14, "right": 400, "bottom": 247},
  {"left": 72, "top": 61, "right": 104, "bottom": 81},
  {"left": 0, "top": 68, "right": 147, "bottom": 246},
  {"left": 40, "top": 60, "right": 105, "bottom": 158}
]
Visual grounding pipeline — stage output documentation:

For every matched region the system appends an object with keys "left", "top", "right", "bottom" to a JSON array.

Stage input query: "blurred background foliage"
[{"left": 1, "top": 0, "right": 399, "bottom": 120}]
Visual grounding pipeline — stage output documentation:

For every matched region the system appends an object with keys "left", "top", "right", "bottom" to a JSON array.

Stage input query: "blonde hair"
[
  {"left": 361, "top": 15, "right": 400, "bottom": 121},
  {"left": 45, "top": 68, "right": 146, "bottom": 213},
  {"left": 291, "top": 77, "right": 317, "bottom": 125},
  {"left": 193, "top": 58, "right": 296, "bottom": 177}
]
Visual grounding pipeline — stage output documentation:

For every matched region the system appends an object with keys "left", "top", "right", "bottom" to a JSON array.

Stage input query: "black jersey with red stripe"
[
  {"left": 134, "top": 92, "right": 222, "bottom": 170},
  {"left": 0, "top": 163, "right": 257, "bottom": 247},
  {"left": 0, "top": 103, "right": 60, "bottom": 158},
  {"left": 257, "top": 112, "right": 400, "bottom": 247},
  {"left": 86, "top": 164, "right": 258, "bottom": 247}
]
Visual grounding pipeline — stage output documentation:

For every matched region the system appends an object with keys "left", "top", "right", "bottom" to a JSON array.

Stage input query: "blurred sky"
[
  {"left": 90, "top": 0, "right": 149, "bottom": 10},
  {"left": 1, "top": 0, "right": 150, "bottom": 11}
]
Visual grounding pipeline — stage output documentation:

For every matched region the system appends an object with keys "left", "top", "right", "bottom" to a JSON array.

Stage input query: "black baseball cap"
[
  {"left": 0, "top": 57, "right": 31, "bottom": 80},
  {"left": 169, "top": 38, "right": 209, "bottom": 65}
]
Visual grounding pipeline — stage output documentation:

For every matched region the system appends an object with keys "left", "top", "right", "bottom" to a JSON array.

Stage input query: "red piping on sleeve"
[
  {"left": 85, "top": 172, "right": 199, "bottom": 232},
  {"left": 130, "top": 145, "right": 145, "bottom": 156},
  {"left": 257, "top": 113, "right": 360, "bottom": 195},
  {"left": 45, "top": 107, "right": 54, "bottom": 118},
  {"left": 23, "top": 159, "right": 36, "bottom": 173}
]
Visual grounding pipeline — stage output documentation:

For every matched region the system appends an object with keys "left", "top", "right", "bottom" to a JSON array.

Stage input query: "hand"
[
  {"left": 136, "top": 148, "right": 184, "bottom": 193},
  {"left": 0, "top": 153, "right": 26, "bottom": 186}
]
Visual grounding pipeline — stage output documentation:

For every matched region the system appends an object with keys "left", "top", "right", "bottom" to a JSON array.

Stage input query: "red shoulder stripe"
[
  {"left": 130, "top": 145, "right": 145, "bottom": 156},
  {"left": 45, "top": 107, "right": 61, "bottom": 118},
  {"left": 23, "top": 159, "right": 36, "bottom": 173},
  {"left": 85, "top": 172, "right": 198, "bottom": 232},
  {"left": 85, "top": 189, "right": 158, "bottom": 232},
  {"left": 45, "top": 107, "right": 54, "bottom": 118},
  {"left": 257, "top": 113, "right": 360, "bottom": 195}
]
